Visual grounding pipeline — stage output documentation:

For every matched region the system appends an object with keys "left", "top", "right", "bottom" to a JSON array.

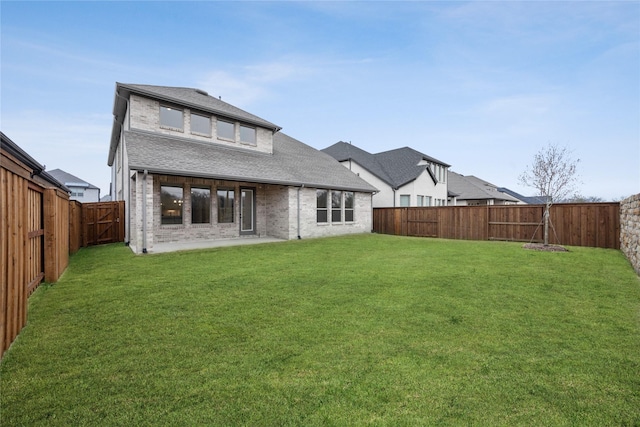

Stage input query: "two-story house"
[
  {"left": 322, "top": 142, "right": 450, "bottom": 208},
  {"left": 108, "top": 83, "right": 377, "bottom": 254}
]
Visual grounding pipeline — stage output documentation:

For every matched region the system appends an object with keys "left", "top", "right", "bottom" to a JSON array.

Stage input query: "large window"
[
  {"left": 161, "top": 185, "right": 183, "bottom": 224},
  {"left": 191, "top": 113, "right": 211, "bottom": 136},
  {"left": 344, "top": 192, "right": 354, "bottom": 222},
  {"left": 217, "top": 189, "right": 235, "bottom": 223},
  {"left": 160, "top": 106, "right": 183, "bottom": 130},
  {"left": 316, "top": 189, "right": 328, "bottom": 223},
  {"left": 191, "top": 187, "right": 211, "bottom": 224},
  {"left": 331, "top": 191, "right": 342, "bottom": 222},
  {"left": 217, "top": 120, "right": 235, "bottom": 140},
  {"left": 239, "top": 125, "right": 256, "bottom": 145},
  {"left": 400, "top": 195, "right": 410, "bottom": 207}
]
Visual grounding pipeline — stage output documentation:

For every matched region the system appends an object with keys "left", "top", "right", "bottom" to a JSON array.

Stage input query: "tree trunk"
[{"left": 543, "top": 205, "right": 550, "bottom": 246}]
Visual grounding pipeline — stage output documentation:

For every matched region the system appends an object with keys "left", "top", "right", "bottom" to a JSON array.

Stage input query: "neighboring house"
[
  {"left": 497, "top": 187, "right": 550, "bottom": 204},
  {"left": 108, "top": 83, "right": 377, "bottom": 254},
  {"left": 448, "top": 172, "right": 522, "bottom": 206},
  {"left": 47, "top": 169, "right": 101, "bottom": 202},
  {"left": 322, "top": 142, "right": 450, "bottom": 208}
]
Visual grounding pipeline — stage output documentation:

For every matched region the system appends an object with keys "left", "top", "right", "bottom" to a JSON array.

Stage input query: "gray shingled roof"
[
  {"left": 125, "top": 130, "right": 377, "bottom": 192},
  {"left": 448, "top": 172, "right": 520, "bottom": 202},
  {"left": 48, "top": 168, "right": 99, "bottom": 189},
  {"left": 117, "top": 83, "right": 280, "bottom": 130},
  {"left": 322, "top": 142, "right": 450, "bottom": 189},
  {"left": 109, "top": 83, "right": 281, "bottom": 166}
]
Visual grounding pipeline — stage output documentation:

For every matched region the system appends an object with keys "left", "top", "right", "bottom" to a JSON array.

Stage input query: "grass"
[{"left": 1, "top": 234, "right": 639, "bottom": 426}]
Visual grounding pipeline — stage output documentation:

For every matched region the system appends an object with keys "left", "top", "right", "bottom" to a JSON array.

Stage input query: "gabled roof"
[
  {"left": 47, "top": 169, "right": 99, "bottom": 190},
  {"left": 322, "top": 142, "right": 449, "bottom": 189},
  {"left": 124, "top": 130, "right": 377, "bottom": 193},
  {"left": 109, "top": 83, "right": 281, "bottom": 166},
  {"left": 448, "top": 172, "right": 520, "bottom": 202}
]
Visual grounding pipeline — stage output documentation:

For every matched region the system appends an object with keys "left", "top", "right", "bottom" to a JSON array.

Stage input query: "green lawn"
[{"left": 1, "top": 234, "right": 639, "bottom": 426}]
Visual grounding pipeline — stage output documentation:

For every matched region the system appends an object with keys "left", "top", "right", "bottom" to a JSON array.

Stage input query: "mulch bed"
[{"left": 523, "top": 243, "right": 569, "bottom": 252}]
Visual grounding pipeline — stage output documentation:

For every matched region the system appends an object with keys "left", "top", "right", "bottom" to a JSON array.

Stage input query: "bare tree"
[{"left": 519, "top": 144, "right": 580, "bottom": 246}]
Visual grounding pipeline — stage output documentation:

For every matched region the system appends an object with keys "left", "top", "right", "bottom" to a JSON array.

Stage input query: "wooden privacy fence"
[
  {"left": 2, "top": 132, "right": 126, "bottom": 359},
  {"left": 373, "top": 203, "right": 621, "bottom": 249}
]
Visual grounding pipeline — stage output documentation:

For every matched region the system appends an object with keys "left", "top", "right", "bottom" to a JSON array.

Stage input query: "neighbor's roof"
[
  {"left": 322, "top": 141, "right": 450, "bottom": 189},
  {"left": 448, "top": 172, "right": 520, "bottom": 202},
  {"left": 497, "top": 187, "right": 550, "bottom": 204},
  {"left": 109, "top": 83, "right": 281, "bottom": 165},
  {"left": 124, "top": 130, "right": 378, "bottom": 193},
  {"left": 47, "top": 169, "right": 99, "bottom": 190}
]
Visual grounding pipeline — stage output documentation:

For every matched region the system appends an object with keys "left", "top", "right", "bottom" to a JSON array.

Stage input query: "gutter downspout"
[
  {"left": 393, "top": 188, "right": 397, "bottom": 207},
  {"left": 297, "top": 184, "right": 304, "bottom": 239},
  {"left": 142, "top": 169, "right": 148, "bottom": 254}
]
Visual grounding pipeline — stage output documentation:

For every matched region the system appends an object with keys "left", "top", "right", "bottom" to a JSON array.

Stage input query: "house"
[
  {"left": 322, "top": 142, "right": 450, "bottom": 208},
  {"left": 447, "top": 172, "right": 522, "bottom": 206},
  {"left": 107, "top": 83, "right": 377, "bottom": 254},
  {"left": 497, "top": 187, "right": 550, "bottom": 204},
  {"left": 47, "top": 169, "right": 101, "bottom": 202}
]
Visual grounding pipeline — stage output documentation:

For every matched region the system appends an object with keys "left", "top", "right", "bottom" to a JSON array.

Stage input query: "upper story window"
[
  {"left": 217, "top": 120, "right": 235, "bottom": 140},
  {"left": 191, "top": 113, "right": 211, "bottom": 136},
  {"left": 240, "top": 125, "right": 256, "bottom": 145},
  {"left": 160, "top": 106, "right": 184, "bottom": 131}
]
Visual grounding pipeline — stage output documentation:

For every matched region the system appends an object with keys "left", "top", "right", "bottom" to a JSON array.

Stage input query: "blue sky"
[{"left": 2, "top": 1, "right": 638, "bottom": 200}]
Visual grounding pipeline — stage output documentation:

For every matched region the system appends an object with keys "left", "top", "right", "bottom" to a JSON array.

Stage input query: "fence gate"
[
  {"left": 26, "top": 184, "right": 44, "bottom": 295},
  {"left": 82, "top": 201, "right": 125, "bottom": 247}
]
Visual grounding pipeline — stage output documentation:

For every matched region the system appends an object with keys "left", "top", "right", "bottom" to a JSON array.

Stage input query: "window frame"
[
  {"left": 217, "top": 188, "right": 235, "bottom": 224},
  {"left": 331, "top": 191, "right": 343, "bottom": 223},
  {"left": 190, "top": 112, "right": 211, "bottom": 136},
  {"left": 159, "top": 106, "right": 184, "bottom": 131},
  {"left": 191, "top": 186, "right": 211, "bottom": 224},
  {"left": 239, "top": 124, "right": 256, "bottom": 146},
  {"left": 161, "top": 185, "right": 184, "bottom": 225},
  {"left": 217, "top": 119, "right": 235, "bottom": 141},
  {"left": 344, "top": 191, "right": 354, "bottom": 222},
  {"left": 316, "top": 189, "right": 328, "bottom": 223}
]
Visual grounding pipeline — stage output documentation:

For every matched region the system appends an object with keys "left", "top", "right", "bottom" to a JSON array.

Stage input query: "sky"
[{"left": 1, "top": 1, "right": 638, "bottom": 201}]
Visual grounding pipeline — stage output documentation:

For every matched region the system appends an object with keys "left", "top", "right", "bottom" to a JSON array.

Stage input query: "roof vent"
[{"left": 195, "top": 89, "right": 209, "bottom": 96}]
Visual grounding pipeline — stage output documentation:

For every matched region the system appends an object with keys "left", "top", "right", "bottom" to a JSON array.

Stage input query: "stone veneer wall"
[{"left": 620, "top": 193, "right": 640, "bottom": 275}]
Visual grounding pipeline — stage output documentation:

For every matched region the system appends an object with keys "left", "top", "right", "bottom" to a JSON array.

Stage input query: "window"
[
  {"left": 191, "top": 113, "right": 211, "bottom": 136},
  {"left": 160, "top": 106, "right": 183, "bottom": 130},
  {"left": 417, "top": 195, "right": 424, "bottom": 206},
  {"left": 217, "top": 189, "right": 235, "bottom": 223},
  {"left": 400, "top": 195, "right": 410, "bottom": 207},
  {"left": 331, "top": 191, "right": 343, "bottom": 222},
  {"left": 316, "top": 189, "right": 328, "bottom": 223},
  {"left": 191, "top": 187, "right": 211, "bottom": 224},
  {"left": 425, "top": 196, "right": 432, "bottom": 207},
  {"left": 344, "top": 192, "right": 354, "bottom": 222},
  {"left": 217, "top": 120, "right": 235, "bottom": 140},
  {"left": 161, "top": 185, "right": 183, "bottom": 224},
  {"left": 239, "top": 125, "right": 256, "bottom": 145}
]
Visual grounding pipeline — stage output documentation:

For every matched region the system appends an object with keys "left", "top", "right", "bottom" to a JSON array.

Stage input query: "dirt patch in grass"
[{"left": 523, "top": 243, "right": 569, "bottom": 252}]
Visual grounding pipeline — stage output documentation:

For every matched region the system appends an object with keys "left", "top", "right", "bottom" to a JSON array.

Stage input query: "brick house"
[
  {"left": 107, "top": 83, "right": 377, "bottom": 254},
  {"left": 323, "top": 142, "right": 450, "bottom": 207}
]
